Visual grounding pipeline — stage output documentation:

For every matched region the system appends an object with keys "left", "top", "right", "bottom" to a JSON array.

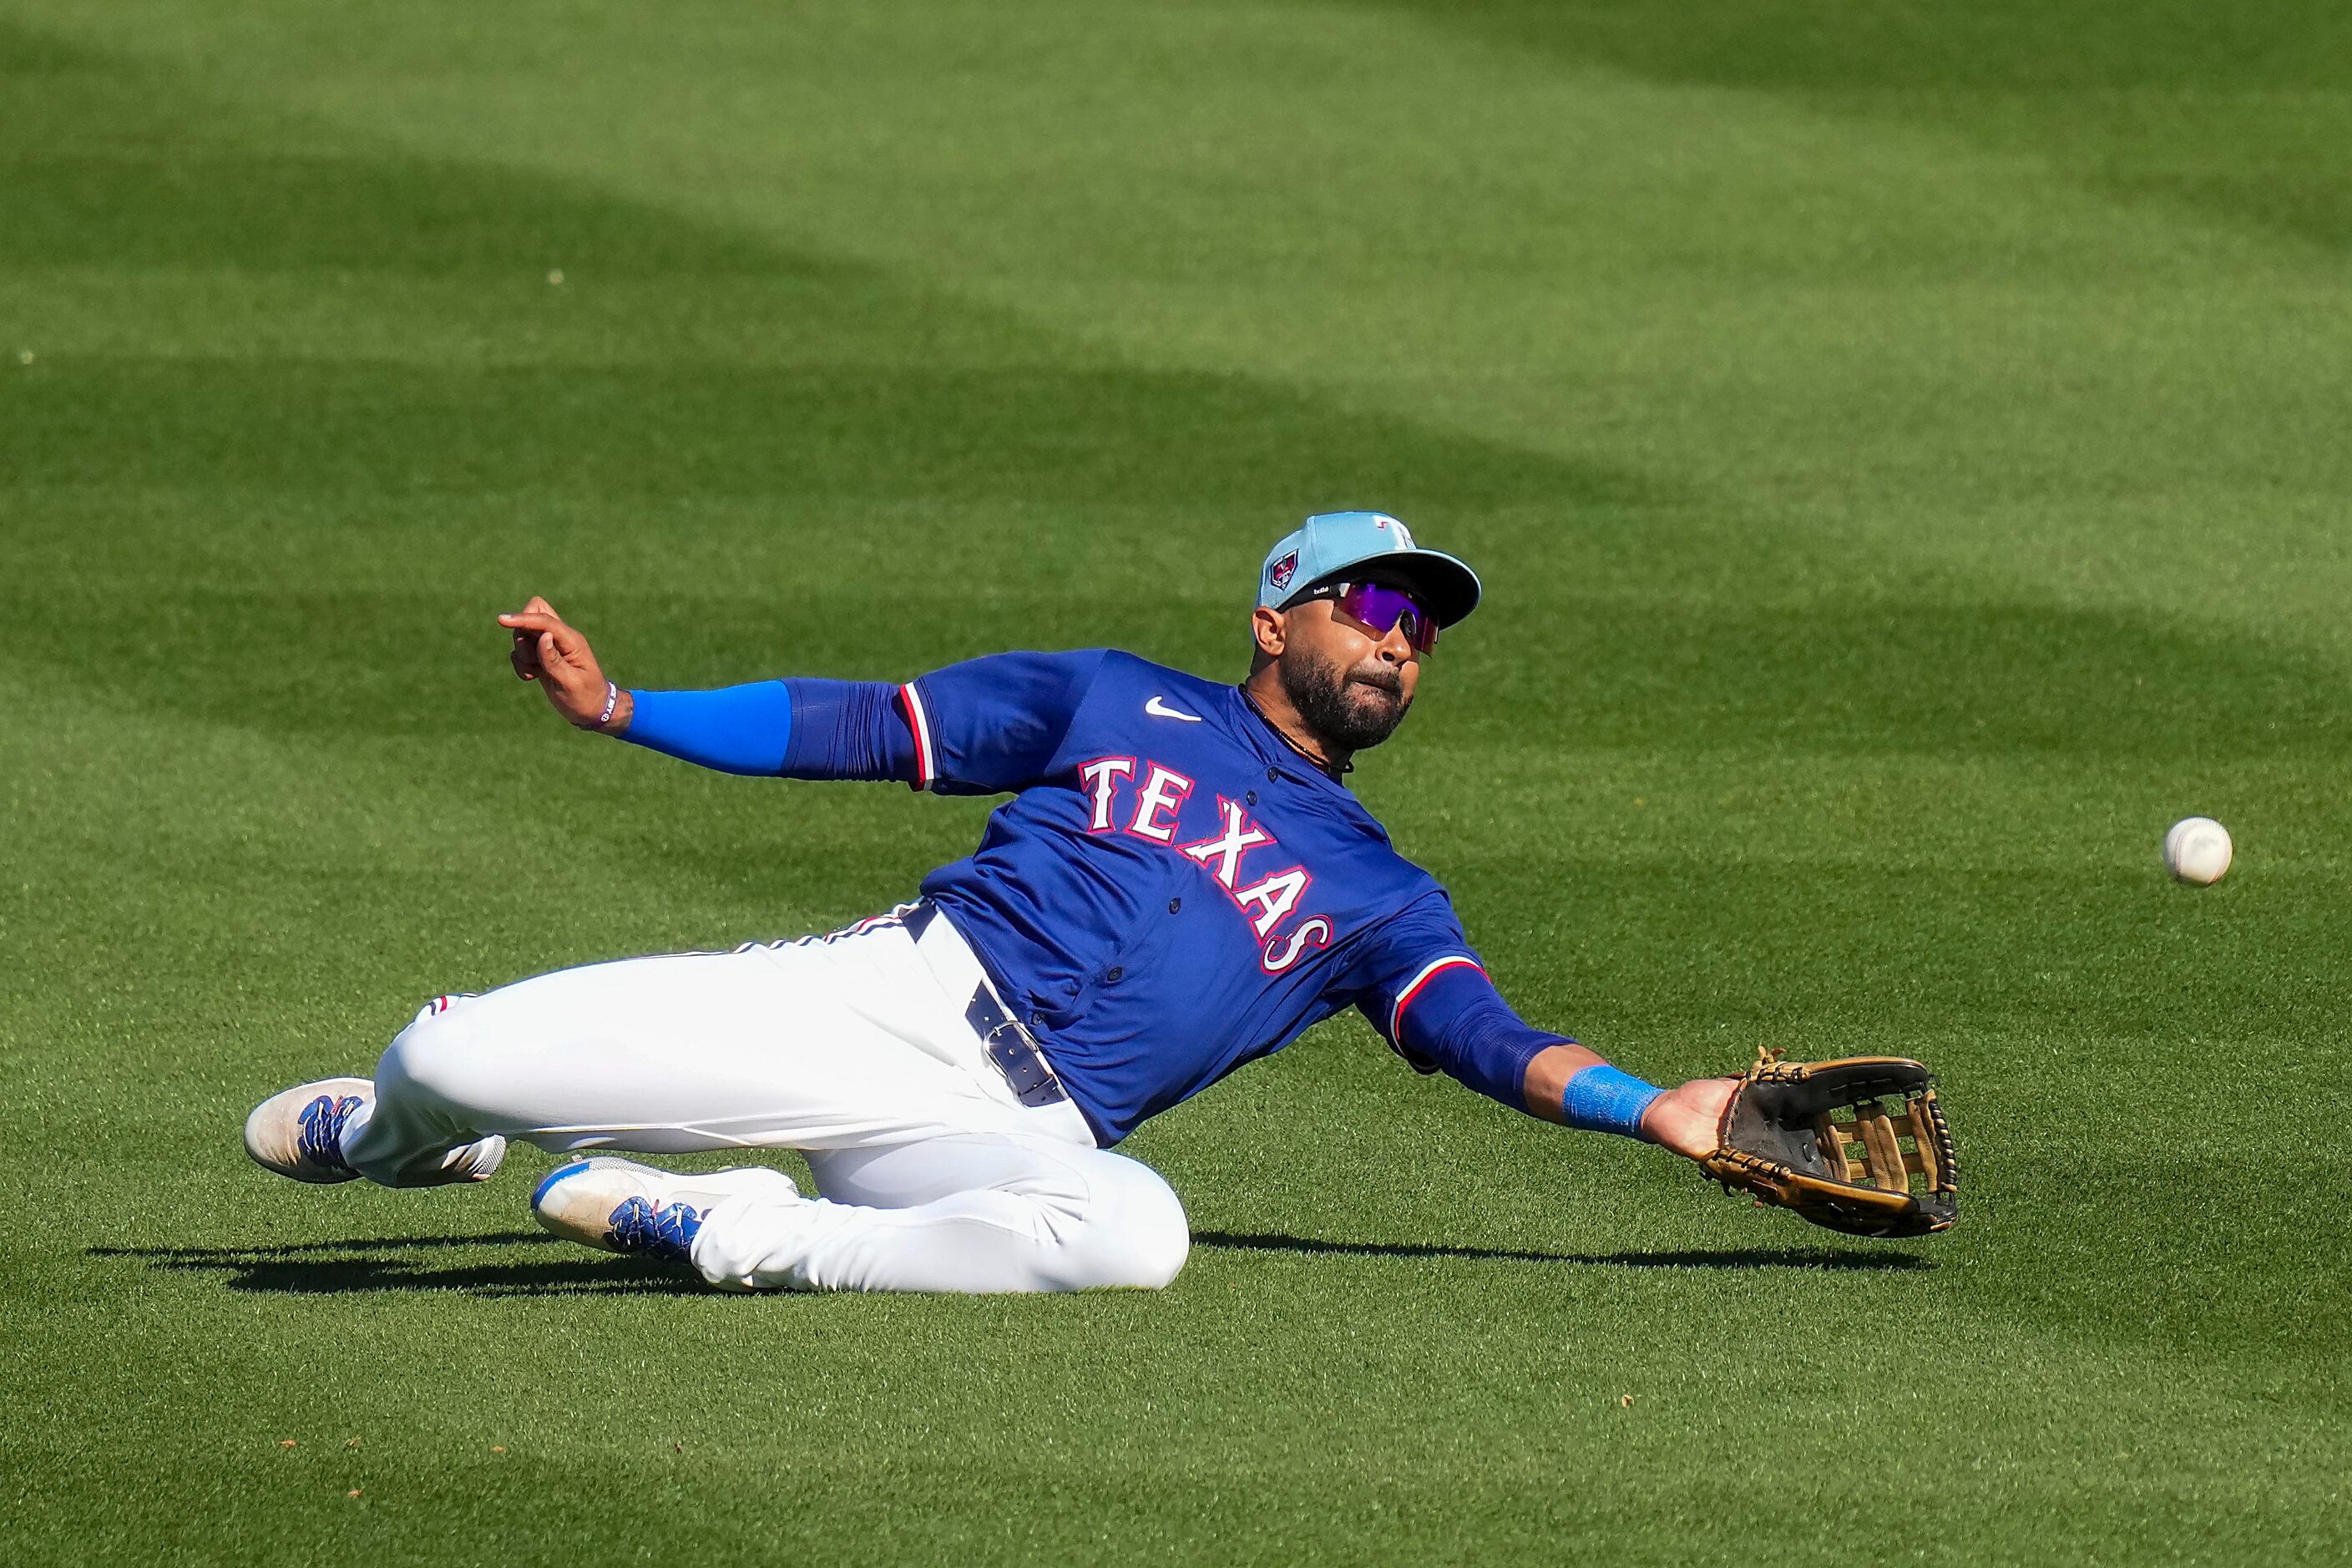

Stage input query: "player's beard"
[{"left": 1278, "top": 647, "right": 1413, "bottom": 755}]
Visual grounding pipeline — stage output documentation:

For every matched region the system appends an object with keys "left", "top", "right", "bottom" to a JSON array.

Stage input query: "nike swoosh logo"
[{"left": 1145, "top": 696, "right": 1203, "bottom": 722}]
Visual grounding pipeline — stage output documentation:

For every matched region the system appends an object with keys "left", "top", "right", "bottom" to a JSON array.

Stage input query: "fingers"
[
  {"left": 499, "top": 602, "right": 587, "bottom": 664},
  {"left": 501, "top": 600, "right": 566, "bottom": 682},
  {"left": 498, "top": 595, "right": 563, "bottom": 633},
  {"left": 508, "top": 623, "right": 544, "bottom": 681},
  {"left": 499, "top": 598, "right": 600, "bottom": 704}
]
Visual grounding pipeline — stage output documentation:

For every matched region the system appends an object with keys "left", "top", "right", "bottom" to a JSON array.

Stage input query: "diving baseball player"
[{"left": 244, "top": 512, "right": 1739, "bottom": 1292}]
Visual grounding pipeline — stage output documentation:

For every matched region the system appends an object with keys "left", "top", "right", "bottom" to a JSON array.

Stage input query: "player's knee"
[
  {"left": 1125, "top": 1177, "right": 1191, "bottom": 1289},
  {"left": 376, "top": 997, "right": 483, "bottom": 1110},
  {"left": 1084, "top": 1158, "right": 1190, "bottom": 1290}
]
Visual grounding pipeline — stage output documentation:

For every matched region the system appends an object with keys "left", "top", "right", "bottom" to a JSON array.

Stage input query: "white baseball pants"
[{"left": 339, "top": 905, "right": 1190, "bottom": 1293}]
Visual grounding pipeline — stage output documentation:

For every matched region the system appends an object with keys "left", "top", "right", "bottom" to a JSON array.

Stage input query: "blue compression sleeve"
[
  {"left": 778, "top": 679, "right": 918, "bottom": 782},
  {"left": 622, "top": 681, "right": 796, "bottom": 775},
  {"left": 618, "top": 678, "right": 918, "bottom": 781},
  {"left": 1388, "top": 963, "right": 1565, "bottom": 1109},
  {"left": 1389, "top": 964, "right": 1662, "bottom": 1136},
  {"left": 1561, "top": 1064, "right": 1664, "bottom": 1139}
]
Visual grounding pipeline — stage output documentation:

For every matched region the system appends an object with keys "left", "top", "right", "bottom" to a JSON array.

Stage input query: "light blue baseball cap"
[{"left": 1257, "top": 512, "right": 1482, "bottom": 626}]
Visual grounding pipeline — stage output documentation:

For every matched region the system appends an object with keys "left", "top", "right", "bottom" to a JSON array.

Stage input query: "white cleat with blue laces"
[
  {"left": 243, "top": 1078, "right": 506, "bottom": 1186},
  {"left": 532, "top": 1157, "right": 799, "bottom": 1268}
]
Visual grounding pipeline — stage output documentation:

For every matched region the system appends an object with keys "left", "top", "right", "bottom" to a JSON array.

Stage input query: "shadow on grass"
[
  {"left": 88, "top": 1232, "right": 703, "bottom": 1297},
  {"left": 1194, "top": 1230, "right": 1933, "bottom": 1271},
  {"left": 89, "top": 1228, "right": 1931, "bottom": 1297}
]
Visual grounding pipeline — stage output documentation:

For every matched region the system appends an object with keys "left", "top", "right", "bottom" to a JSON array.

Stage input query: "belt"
[{"left": 903, "top": 900, "right": 1068, "bottom": 1110}]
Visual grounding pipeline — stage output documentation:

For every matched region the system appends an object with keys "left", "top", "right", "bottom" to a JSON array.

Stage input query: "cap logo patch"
[{"left": 1268, "top": 550, "right": 1298, "bottom": 589}]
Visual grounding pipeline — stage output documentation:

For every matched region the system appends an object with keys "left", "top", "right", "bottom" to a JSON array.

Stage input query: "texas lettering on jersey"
[
  {"left": 1075, "top": 757, "right": 1336, "bottom": 974},
  {"left": 623, "top": 646, "right": 1552, "bottom": 1146},
  {"left": 897, "top": 648, "right": 1505, "bottom": 1143},
  {"left": 620, "top": 644, "right": 1561, "bottom": 1147}
]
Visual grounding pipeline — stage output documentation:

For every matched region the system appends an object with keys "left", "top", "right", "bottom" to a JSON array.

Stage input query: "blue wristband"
[{"left": 1561, "top": 1064, "right": 1664, "bottom": 1139}]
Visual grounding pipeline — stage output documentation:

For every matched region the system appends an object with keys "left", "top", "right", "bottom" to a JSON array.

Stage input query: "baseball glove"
[{"left": 1697, "top": 1050, "right": 1959, "bottom": 1237}]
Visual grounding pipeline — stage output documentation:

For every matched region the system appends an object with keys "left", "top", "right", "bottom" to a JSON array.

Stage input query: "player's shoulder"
[
  {"left": 1081, "top": 650, "right": 1229, "bottom": 704},
  {"left": 1091, "top": 648, "right": 1215, "bottom": 685},
  {"left": 1368, "top": 881, "right": 1470, "bottom": 953},
  {"left": 959, "top": 647, "right": 1181, "bottom": 685},
  {"left": 925, "top": 646, "right": 1117, "bottom": 696},
  {"left": 1323, "top": 806, "right": 1449, "bottom": 904},
  {"left": 950, "top": 649, "right": 1225, "bottom": 721}
]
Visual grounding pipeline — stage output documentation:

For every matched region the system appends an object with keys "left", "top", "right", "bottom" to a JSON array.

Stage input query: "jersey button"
[
  {"left": 1244, "top": 791, "right": 1257, "bottom": 807},
  {"left": 1105, "top": 968, "right": 1124, "bottom": 984},
  {"left": 1266, "top": 766, "right": 1281, "bottom": 782},
  {"left": 1167, "top": 897, "right": 1181, "bottom": 913}
]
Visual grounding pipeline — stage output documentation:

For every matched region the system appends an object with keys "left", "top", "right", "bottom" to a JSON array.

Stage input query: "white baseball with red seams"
[{"left": 2162, "top": 817, "right": 2233, "bottom": 887}]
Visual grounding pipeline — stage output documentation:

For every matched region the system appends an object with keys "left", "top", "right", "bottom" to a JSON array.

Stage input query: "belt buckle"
[{"left": 964, "top": 989, "right": 1065, "bottom": 1108}]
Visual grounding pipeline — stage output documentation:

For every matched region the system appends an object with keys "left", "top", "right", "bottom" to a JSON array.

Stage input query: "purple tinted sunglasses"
[{"left": 1290, "top": 580, "right": 1440, "bottom": 653}]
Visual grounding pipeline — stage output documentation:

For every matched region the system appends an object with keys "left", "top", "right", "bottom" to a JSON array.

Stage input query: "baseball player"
[{"left": 244, "top": 513, "right": 1738, "bottom": 1292}]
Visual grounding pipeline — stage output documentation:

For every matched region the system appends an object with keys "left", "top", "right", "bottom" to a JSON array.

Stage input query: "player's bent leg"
[
  {"left": 675, "top": 1134, "right": 1190, "bottom": 1293},
  {"left": 334, "top": 997, "right": 532, "bottom": 1187},
  {"left": 805, "top": 1136, "right": 1191, "bottom": 1292},
  {"left": 331, "top": 934, "right": 1018, "bottom": 1188}
]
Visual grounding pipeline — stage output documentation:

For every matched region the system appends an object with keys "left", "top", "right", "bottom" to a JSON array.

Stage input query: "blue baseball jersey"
[{"left": 625, "top": 650, "right": 1565, "bottom": 1145}]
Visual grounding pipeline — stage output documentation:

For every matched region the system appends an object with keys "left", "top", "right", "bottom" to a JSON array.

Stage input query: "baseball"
[{"left": 2162, "top": 817, "right": 2233, "bottom": 887}]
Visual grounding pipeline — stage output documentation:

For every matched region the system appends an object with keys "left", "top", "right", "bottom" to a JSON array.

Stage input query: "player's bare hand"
[
  {"left": 496, "top": 597, "right": 620, "bottom": 730},
  {"left": 1641, "top": 1076, "right": 1741, "bottom": 1161}
]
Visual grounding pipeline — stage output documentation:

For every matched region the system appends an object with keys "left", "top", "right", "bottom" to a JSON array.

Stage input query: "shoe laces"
[
  {"left": 296, "top": 1095, "right": 363, "bottom": 1171},
  {"left": 603, "top": 1195, "right": 703, "bottom": 1262}
]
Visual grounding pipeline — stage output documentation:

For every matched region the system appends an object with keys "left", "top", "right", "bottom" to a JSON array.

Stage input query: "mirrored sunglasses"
[{"left": 1292, "top": 580, "right": 1440, "bottom": 653}]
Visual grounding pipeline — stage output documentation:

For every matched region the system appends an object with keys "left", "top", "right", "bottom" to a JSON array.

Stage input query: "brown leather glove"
[{"left": 1698, "top": 1050, "right": 1959, "bottom": 1237}]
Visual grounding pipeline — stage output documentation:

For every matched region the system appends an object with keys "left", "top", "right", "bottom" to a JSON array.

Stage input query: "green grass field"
[{"left": 5, "top": 3, "right": 2349, "bottom": 1561}]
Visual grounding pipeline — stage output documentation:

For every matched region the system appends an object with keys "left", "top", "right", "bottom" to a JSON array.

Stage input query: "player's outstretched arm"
[
  {"left": 493, "top": 599, "right": 920, "bottom": 781},
  {"left": 498, "top": 597, "right": 630, "bottom": 731},
  {"left": 492, "top": 624, "right": 1104, "bottom": 791},
  {"left": 1522, "top": 1044, "right": 1737, "bottom": 1161},
  {"left": 1375, "top": 950, "right": 1737, "bottom": 1164},
  {"left": 496, "top": 597, "right": 807, "bottom": 776}
]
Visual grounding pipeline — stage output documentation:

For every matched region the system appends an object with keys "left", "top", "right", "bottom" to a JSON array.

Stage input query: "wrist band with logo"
[{"left": 597, "top": 681, "right": 620, "bottom": 730}]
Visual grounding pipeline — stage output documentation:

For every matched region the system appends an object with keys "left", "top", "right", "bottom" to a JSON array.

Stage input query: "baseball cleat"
[
  {"left": 243, "top": 1078, "right": 506, "bottom": 1186},
  {"left": 531, "top": 1157, "right": 798, "bottom": 1267}
]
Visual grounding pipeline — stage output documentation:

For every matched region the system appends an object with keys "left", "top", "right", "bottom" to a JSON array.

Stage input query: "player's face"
[{"left": 1275, "top": 589, "right": 1425, "bottom": 753}]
